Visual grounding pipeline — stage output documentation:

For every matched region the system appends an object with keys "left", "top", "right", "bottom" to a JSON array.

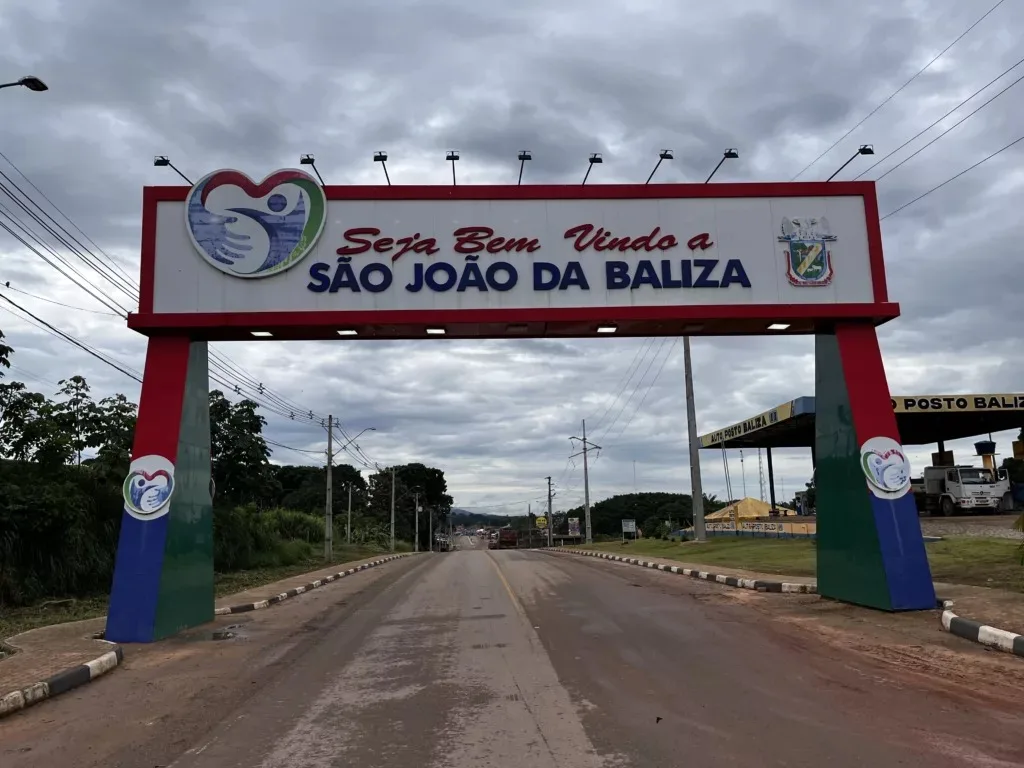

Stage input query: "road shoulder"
[
  {"left": 551, "top": 546, "right": 1024, "bottom": 669},
  {"left": 0, "top": 552, "right": 415, "bottom": 720}
]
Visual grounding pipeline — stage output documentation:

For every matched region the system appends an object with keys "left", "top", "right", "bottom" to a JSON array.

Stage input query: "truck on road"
[
  {"left": 911, "top": 465, "right": 1012, "bottom": 516},
  {"left": 496, "top": 528, "right": 518, "bottom": 549}
]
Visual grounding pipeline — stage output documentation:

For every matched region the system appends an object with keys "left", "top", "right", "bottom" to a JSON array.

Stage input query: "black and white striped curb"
[
  {"left": 940, "top": 599, "right": 1024, "bottom": 658},
  {"left": 556, "top": 549, "right": 816, "bottom": 594},
  {"left": 214, "top": 554, "right": 412, "bottom": 615},
  {"left": 0, "top": 643, "right": 123, "bottom": 720}
]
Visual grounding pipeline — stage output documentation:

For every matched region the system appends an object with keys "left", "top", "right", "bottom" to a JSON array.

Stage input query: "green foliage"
[
  {"left": 210, "top": 390, "right": 274, "bottom": 507},
  {"left": 366, "top": 463, "right": 453, "bottom": 550},
  {"left": 0, "top": 339, "right": 440, "bottom": 606},
  {"left": 560, "top": 492, "right": 727, "bottom": 538},
  {"left": 0, "top": 459, "right": 122, "bottom": 605},
  {"left": 212, "top": 504, "right": 323, "bottom": 572},
  {"left": 0, "top": 330, "right": 11, "bottom": 375}
]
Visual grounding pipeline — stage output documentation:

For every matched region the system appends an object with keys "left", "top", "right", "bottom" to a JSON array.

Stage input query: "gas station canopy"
[{"left": 698, "top": 394, "right": 1024, "bottom": 449}]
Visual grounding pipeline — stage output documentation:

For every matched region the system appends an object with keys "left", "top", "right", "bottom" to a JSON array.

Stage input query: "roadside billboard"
[
  {"left": 568, "top": 517, "right": 580, "bottom": 537},
  {"left": 132, "top": 176, "right": 892, "bottom": 340}
]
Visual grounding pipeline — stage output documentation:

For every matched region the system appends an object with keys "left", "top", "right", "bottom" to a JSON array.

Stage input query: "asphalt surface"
[{"left": 5, "top": 537, "right": 1024, "bottom": 767}]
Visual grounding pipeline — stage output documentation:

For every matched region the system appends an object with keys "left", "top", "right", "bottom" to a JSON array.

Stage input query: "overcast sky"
[{"left": 1, "top": 0, "right": 1022, "bottom": 514}]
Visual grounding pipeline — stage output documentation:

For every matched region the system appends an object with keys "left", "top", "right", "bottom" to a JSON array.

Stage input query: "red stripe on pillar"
[
  {"left": 835, "top": 323, "right": 901, "bottom": 443},
  {"left": 132, "top": 337, "right": 191, "bottom": 462}
]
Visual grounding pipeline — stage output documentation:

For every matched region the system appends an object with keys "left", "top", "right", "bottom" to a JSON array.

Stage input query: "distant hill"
[{"left": 451, "top": 508, "right": 517, "bottom": 526}]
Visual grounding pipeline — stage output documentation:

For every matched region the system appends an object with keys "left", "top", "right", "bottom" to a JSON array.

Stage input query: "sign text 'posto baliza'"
[
  {"left": 891, "top": 395, "right": 1024, "bottom": 412},
  {"left": 306, "top": 224, "right": 752, "bottom": 294}
]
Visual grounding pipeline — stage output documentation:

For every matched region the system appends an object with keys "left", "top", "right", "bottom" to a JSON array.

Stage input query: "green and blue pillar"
[
  {"left": 815, "top": 323, "right": 935, "bottom": 611},
  {"left": 106, "top": 337, "right": 214, "bottom": 642}
]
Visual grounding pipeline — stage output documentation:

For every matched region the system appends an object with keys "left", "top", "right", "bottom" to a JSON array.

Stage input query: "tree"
[
  {"left": 209, "top": 390, "right": 272, "bottom": 506},
  {"left": 271, "top": 463, "right": 368, "bottom": 515},
  {"left": 0, "top": 330, "right": 11, "bottom": 378},
  {"left": 92, "top": 394, "right": 137, "bottom": 472},
  {"left": 0, "top": 383, "right": 73, "bottom": 467},
  {"left": 366, "top": 463, "right": 453, "bottom": 548},
  {"left": 53, "top": 376, "right": 100, "bottom": 465}
]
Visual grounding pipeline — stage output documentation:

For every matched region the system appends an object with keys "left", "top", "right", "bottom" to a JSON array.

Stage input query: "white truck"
[{"left": 911, "top": 465, "right": 1012, "bottom": 516}]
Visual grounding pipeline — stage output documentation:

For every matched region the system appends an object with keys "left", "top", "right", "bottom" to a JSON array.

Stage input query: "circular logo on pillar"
[
  {"left": 123, "top": 455, "right": 176, "bottom": 521},
  {"left": 859, "top": 436, "right": 912, "bottom": 500}
]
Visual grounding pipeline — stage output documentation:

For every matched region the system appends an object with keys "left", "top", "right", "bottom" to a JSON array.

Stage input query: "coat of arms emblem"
[{"left": 778, "top": 216, "right": 835, "bottom": 287}]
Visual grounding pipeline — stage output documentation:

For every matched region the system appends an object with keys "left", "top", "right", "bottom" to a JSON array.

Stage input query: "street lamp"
[
  {"left": 582, "top": 153, "right": 603, "bottom": 186},
  {"left": 826, "top": 144, "right": 873, "bottom": 181},
  {"left": 646, "top": 150, "right": 673, "bottom": 184},
  {"left": 705, "top": 148, "right": 739, "bottom": 183},
  {"left": 446, "top": 150, "right": 460, "bottom": 186},
  {"left": 0, "top": 76, "right": 48, "bottom": 92},
  {"left": 299, "top": 154, "right": 326, "bottom": 185},
  {"left": 517, "top": 150, "right": 532, "bottom": 186},
  {"left": 374, "top": 151, "right": 391, "bottom": 185},
  {"left": 153, "top": 156, "right": 193, "bottom": 185}
]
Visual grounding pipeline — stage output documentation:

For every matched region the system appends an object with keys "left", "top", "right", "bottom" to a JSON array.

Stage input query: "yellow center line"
[{"left": 486, "top": 552, "right": 528, "bottom": 621}]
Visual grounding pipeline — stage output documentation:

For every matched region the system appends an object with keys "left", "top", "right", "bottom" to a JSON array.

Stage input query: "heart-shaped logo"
[
  {"left": 123, "top": 455, "right": 176, "bottom": 520},
  {"left": 859, "top": 436, "right": 912, "bottom": 500},
  {"left": 185, "top": 169, "right": 326, "bottom": 279}
]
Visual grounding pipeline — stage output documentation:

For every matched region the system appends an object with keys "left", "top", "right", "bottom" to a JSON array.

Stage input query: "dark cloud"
[{"left": 1, "top": 0, "right": 1022, "bottom": 511}]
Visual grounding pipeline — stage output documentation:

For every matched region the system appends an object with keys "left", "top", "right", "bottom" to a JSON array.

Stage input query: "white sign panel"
[
  {"left": 148, "top": 171, "right": 877, "bottom": 316},
  {"left": 622, "top": 519, "right": 637, "bottom": 533}
]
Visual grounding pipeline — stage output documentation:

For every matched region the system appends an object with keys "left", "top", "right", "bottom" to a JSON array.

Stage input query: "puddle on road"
[{"left": 211, "top": 623, "right": 250, "bottom": 641}]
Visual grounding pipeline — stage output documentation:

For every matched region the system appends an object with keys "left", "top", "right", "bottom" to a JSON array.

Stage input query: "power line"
[
  {"left": 587, "top": 338, "right": 656, "bottom": 434},
  {"left": 881, "top": 131, "right": 1024, "bottom": 220},
  {"left": 871, "top": 67, "right": 1024, "bottom": 183},
  {"left": 7, "top": 362, "right": 60, "bottom": 388},
  {"left": 608, "top": 338, "right": 678, "bottom": 443},
  {"left": 597, "top": 339, "right": 669, "bottom": 445},
  {"left": 0, "top": 282, "right": 122, "bottom": 316},
  {"left": 0, "top": 150, "right": 136, "bottom": 287},
  {"left": 0, "top": 172, "right": 137, "bottom": 302},
  {"left": 0, "top": 204, "right": 130, "bottom": 316},
  {"left": 264, "top": 437, "right": 326, "bottom": 457},
  {"left": 0, "top": 295, "right": 142, "bottom": 382},
  {"left": 855, "top": 54, "right": 1024, "bottom": 180},
  {"left": 791, "top": 0, "right": 1007, "bottom": 180}
]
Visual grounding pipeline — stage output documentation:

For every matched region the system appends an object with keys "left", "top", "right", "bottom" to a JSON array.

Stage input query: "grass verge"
[
  {"left": 573, "top": 536, "right": 1024, "bottom": 593},
  {"left": 0, "top": 544, "right": 404, "bottom": 640}
]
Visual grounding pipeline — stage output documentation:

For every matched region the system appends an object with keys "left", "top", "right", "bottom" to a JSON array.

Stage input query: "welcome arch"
[{"left": 105, "top": 172, "right": 935, "bottom": 643}]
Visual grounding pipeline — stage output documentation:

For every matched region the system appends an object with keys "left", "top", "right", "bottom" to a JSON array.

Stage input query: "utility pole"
[
  {"left": 429, "top": 505, "right": 433, "bottom": 552},
  {"left": 346, "top": 482, "right": 353, "bottom": 546},
  {"left": 684, "top": 337, "right": 706, "bottom": 541},
  {"left": 414, "top": 491, "right": 420, "bottom": 553},
  {"left": 570, "top": 419, "right": 601, "bottom": 545},
  {"left": 325, "top": 414, "right": 334, "bottom": 560},
  {"left": 546, "top": 475, "right": 553, "bottom": 548},
  {"left": 390, "top": 467, "right": 396, "bottom": 553}
]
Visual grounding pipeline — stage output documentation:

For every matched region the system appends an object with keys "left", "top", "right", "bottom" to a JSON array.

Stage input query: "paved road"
[
  {"left": 6, "top": 543, "right": 1024, "bottom": 767},
  {"left": 159, "top": 543, "right": 1022, "bottom": 767}
]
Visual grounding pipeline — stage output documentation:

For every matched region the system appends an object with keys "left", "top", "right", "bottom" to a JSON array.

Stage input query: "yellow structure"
[{"left": 705, "top": 497, "right": 797, "bottom": 521}]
